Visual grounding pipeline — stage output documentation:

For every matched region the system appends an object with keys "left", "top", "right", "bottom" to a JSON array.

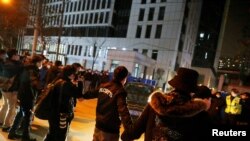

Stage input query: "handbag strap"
[{"left": 57, "top": 80, "right": 65, "bottom": 113}]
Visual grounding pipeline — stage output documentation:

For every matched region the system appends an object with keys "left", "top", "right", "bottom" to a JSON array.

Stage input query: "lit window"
[{"left": 205, "top": 52, "right": 207, "bottom": 59}]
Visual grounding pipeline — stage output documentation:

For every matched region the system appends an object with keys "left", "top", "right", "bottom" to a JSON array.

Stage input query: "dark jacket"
[
  {"left": 1, "top": 59, "right": 23, "bottom": 91},
  {"left": 51, "top": 77, "right": 83, "bottom": 116},
  {"left": 83, "top": 80, "right": 132, "bottom": 134},
  {"left": 121, "top": 90, "right": 211, "bottom": 141},
  {"left": 18, "top": 64, "right": 41, "bottom": 109}
]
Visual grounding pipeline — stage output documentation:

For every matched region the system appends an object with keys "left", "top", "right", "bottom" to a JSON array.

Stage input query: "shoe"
[
  {"left": 21, "top": 137, "right": 37, "bottom": 141},
  {"left": 2, "top": 126, "right": 11, "bottom": 132},
  {"left": 8, "top": 133, "right": 22, "bottom": 140}
]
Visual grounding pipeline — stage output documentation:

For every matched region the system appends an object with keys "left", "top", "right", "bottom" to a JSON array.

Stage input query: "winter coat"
[
  {"left": 18, "top": 64, "right": 41, "bottom": 109},
  {"left": 1, "top": 59, "right": 23, "bottom": 91},
  {"left": 83, "top": 80, "right": 132, "bottom": 134},
  {"left": 50, "top": 76, "right": 83, "bottom": 117},
  {"left": 121, "top": 90, "right": 211, "bottom": 141}
]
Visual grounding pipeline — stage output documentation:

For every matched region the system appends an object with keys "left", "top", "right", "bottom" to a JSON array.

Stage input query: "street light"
[{"left": 1, "top": 0, "right": 11, "bottom": 5}]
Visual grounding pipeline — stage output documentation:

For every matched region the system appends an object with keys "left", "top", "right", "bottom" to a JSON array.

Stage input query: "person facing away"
[
  {"left": 83, "top": 66, "right": 133, "bottom": 141},
  {"left": 121, "top": 67, "right": 211, "bottom": 141},
  {"left": 44, "top": 65, "right": 83, "bottom": 141}
]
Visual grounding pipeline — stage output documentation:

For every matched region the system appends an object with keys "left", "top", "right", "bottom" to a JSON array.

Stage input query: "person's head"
[
  {"left": 0, "top": 49, "right": 6, "bottom": 58},
  {"left": 214, "top": 91, "right": 222, "bottom": 98},
  {"left": 168, "top": 67, "right": 199, "bottom": 94},
  {"left": 54, "top": 60, "right": 62, "bottom": 67},
  {"left": 62, "top": 65, "right": 76, "bottom": 80},
  {"left": 231, "top": 88, "right": 239, "bottom": 97},
  {"left": 7, "top": 48, "right": 19, "bottom": 61},
  {"left": 72, "top": 62, "right": 82, "bottom": 72},
  {"left": 240, "top": 92, "right": 250, "bottom": 100},
  {"left": 113, "top": 66, "right": 128, "bottom": 85},
  {"left": 31, "top": 54, "right": 44, "bottom": 68},
  {"left": 193, "top": 85, "right": 212, "bottom": 111}
]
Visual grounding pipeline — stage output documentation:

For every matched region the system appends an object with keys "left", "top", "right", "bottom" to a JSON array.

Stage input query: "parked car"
[{"left": 125, "top": 82, "right": 155, "bottom": 119}]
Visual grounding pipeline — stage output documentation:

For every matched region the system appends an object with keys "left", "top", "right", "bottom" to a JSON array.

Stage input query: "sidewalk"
[{"left": 0, "top": 99, "right": 144, "bottom": 141}]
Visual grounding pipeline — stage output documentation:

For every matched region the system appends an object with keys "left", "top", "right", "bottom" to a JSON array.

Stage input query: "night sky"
[{"left": 220, "top": 0, "right": 250, "bottom": 57}]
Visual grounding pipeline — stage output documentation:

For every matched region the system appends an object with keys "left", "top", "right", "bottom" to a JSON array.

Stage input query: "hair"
[
  {"left": 54, "top": 60, "right": 62, "bottom": 66},
  {"left": 62, "top": 65, "right": 76, "bottom": 78},
  {"left": 7, "top": 48, "right": 17, "bottom": 59},
  {"left": 113, "top": 66, "right": 128, "bottom": 82},
  {"left": 31, "top": 54, "right": 44, "bottom": 64},
  {"left": 72, "top": 62, "right": 81, "bottom": 69},
  {"left": 193, "top": 85, "right": 211, "bottom": 99}
]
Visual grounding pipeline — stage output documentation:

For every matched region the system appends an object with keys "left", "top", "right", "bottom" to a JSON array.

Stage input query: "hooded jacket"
[{"left": 121, "top": 90, "right": 211, "bottom": 141}]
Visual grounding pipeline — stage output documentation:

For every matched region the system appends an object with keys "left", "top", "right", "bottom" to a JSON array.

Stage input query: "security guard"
[{"left": 224, "top": 88, "right": 242, "bottom": 125}]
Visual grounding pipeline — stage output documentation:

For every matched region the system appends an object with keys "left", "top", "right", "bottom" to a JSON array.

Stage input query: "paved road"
[{"left": 0, "top": 99, "right": 144, "bottom": 141}]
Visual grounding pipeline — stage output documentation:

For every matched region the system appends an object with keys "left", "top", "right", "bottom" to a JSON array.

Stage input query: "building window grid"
[
  {"left": 72, "top": 14, "right": 75, "bottom": 25},
  {"left": 85, "top": 13, "right": 88, "bottom": 24},
  {"left": 74, "top": 45, "right": 78, "bottom": 55},
  {"left": 80, "top": 14, "right": 84, "bottom": 24},
  {"left": 89, "top": 13, "right": 93, "bottom": 24},
  {"left": 96, "top": 0, "right": 101, "bottom": 9},
  {"left": 79, "top": 46, "right": 82, "bottom": 56},
  {"left": 78, "top": 1, "right": 82, "bottom": 11},
  {"left": 158, "top": 6, "right": 165, "bottom": 20},
  {"left": 141, "top": 0, "right": 146, "bottom": 4},
  {"left": 105, "top": 12, "right": 109, "bottom": 23},
  {"left": 155, "top": 24, "right": 162, "bottom": 38},
  {"left": 145, "top": 25, "right": 152, "bottom": 38},
  {"left": 138, "top": 9, "right": 145, "bottom": 21},
  {"left": 82, "top": 0, "right": 86, "bottom": 11},
  {"left": 136, "top": 25, "right": 142, "bottom": 38},
  {"left": 64, "top": 15, "right": 67, "bottom": 25},
  {"left": 102, "top": 0, "right": 106, "bottom": 9},
  {"left": 74, "top": 1, "right": 77, "bottom": 11},
  {"left": 148, "top": 8, "right": 155, "bottom": 21},
  {"left": 70, "top": 45, "right": 74, "bottom": 55},
  {"left": 86, "top": 0, "right": 90, "bottom": 10},
  {"left": 94, "top": 13, "right": 99, "bottom": 24},
  {"left": 152, "top": 50, "right": 158, "bottom": 60},
  {"left": 91, "top": 0, "right": 96, "bottom": 10},
  {"left": 107, "top": 0, "right": 111, "bottom": 8}
]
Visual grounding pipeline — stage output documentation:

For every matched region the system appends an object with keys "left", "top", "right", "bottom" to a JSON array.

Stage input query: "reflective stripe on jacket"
[{"left": 225, "top": 96, "right": 242, "bottom": 115}]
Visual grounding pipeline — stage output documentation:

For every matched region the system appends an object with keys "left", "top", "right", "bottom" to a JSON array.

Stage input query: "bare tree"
[
  {"left": 87, "top": 39, "right": 106, "bottom": 70},
  {"left": 0, "top": 0, "right": 29, "bottom": 49}
]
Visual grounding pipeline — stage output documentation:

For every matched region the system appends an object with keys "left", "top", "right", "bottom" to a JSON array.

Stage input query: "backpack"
[
  {"left": 152, "top": 115, "right": 183, "bottom": 141},
  {"left": 34, "top": 79, "right": 64, "bottom": 120}
]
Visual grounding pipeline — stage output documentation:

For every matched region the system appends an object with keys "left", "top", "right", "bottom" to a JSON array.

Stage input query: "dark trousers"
[
  {"left": 9, "top": 106, "right": 33, "bottom": 138},
  {"left": 44, "top": 113, "right": 72, "bottom": 141}
]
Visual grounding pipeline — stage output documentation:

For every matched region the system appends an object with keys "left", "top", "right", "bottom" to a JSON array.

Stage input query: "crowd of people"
[{"left": 0, "top": 48, "right": 250, "bottom": 141}]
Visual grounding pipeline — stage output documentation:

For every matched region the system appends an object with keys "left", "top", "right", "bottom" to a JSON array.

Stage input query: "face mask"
[{"left": 231, "top": 92, "right": 238, "bottom": 97}]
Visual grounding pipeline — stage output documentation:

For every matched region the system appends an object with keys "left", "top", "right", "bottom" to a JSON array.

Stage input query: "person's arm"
[
  {"left": 121, "top": 104, "right": 151, "bottom": 141},
  {"left": 82, "top": 88, "right": 99, "bottom": 99},
  {"left": 117, "top": 90, "right": 133, "bottom": 130}
]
